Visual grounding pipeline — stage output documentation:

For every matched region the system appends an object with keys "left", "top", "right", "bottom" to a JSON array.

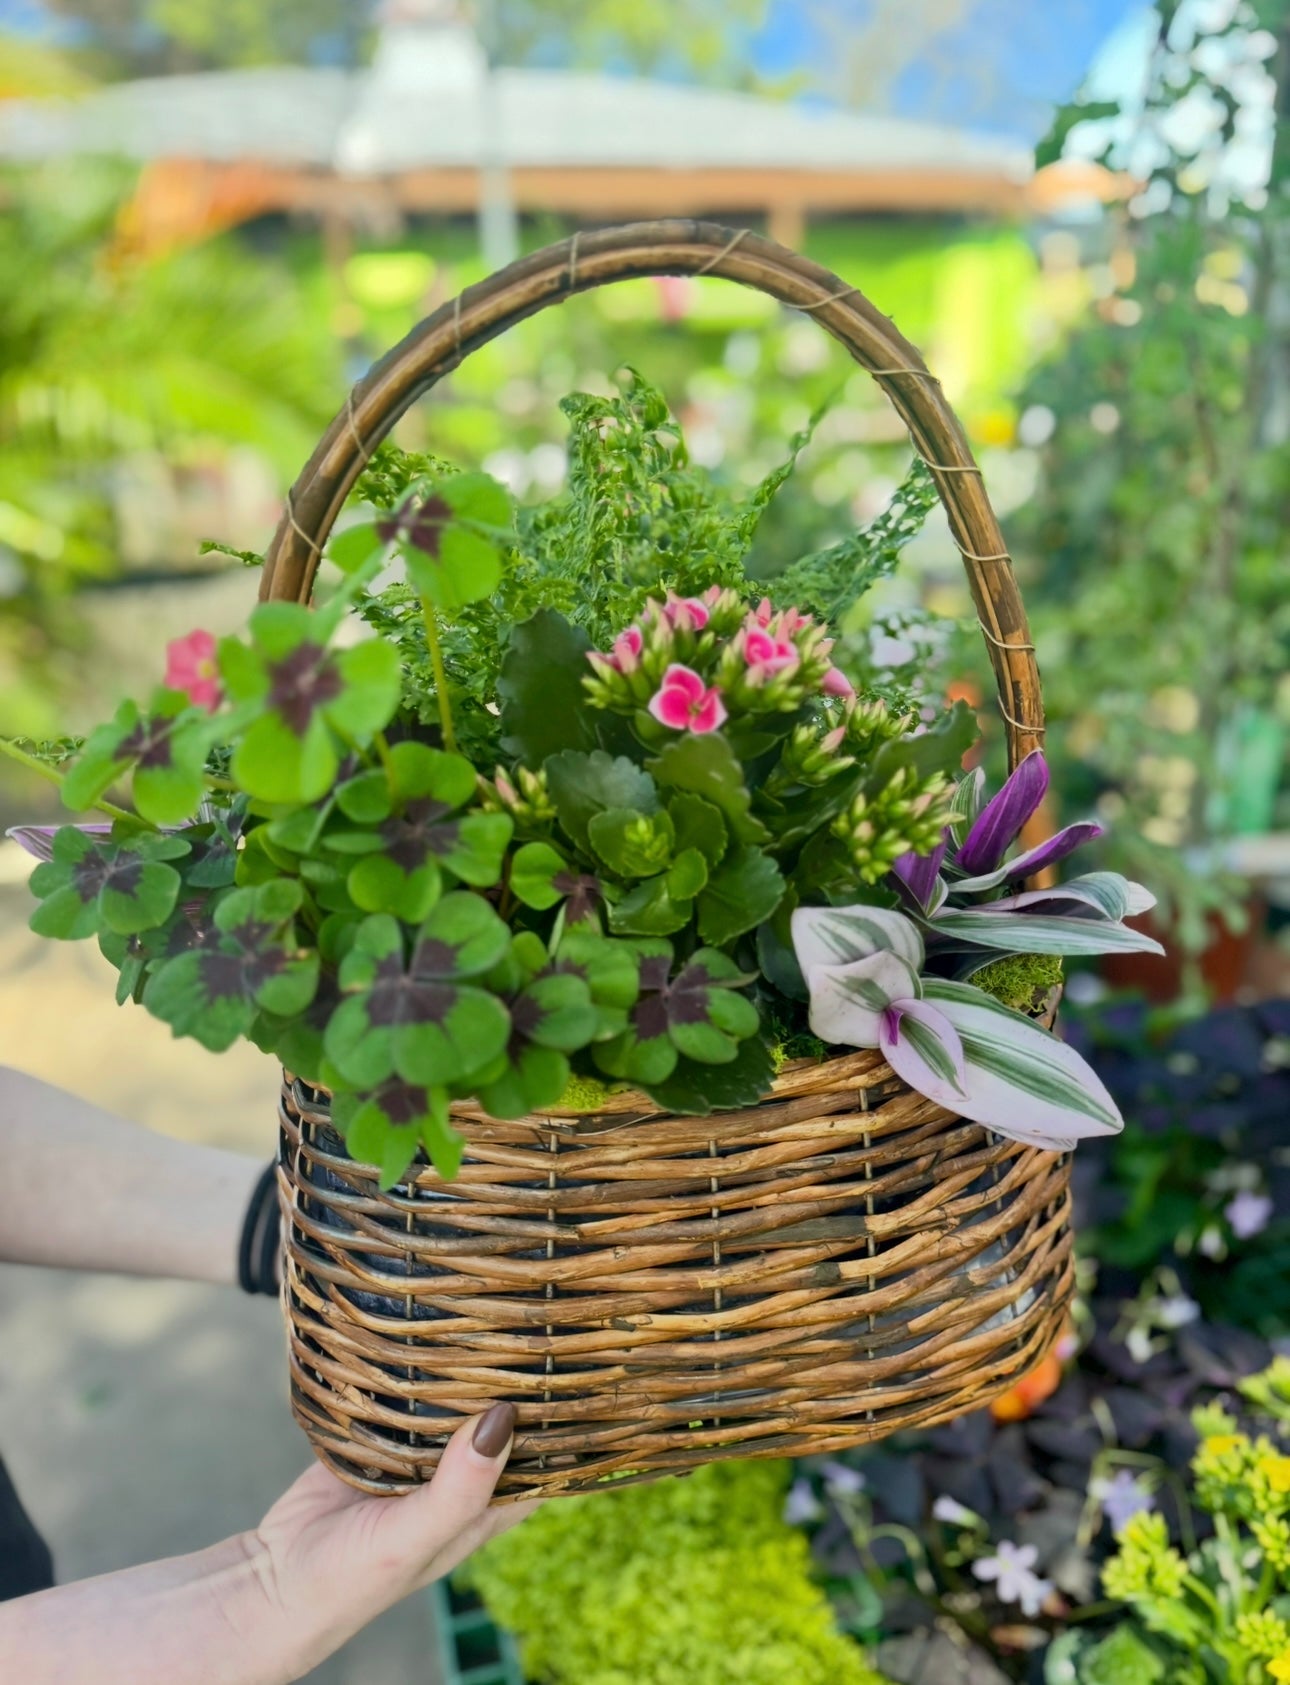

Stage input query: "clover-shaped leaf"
[
  {"left": 60, "top": 689, "right": 212, "bottom": 826},
  {"left": 325, "top": 742, "right": 511, "bottom": 921},
  {"left": 593, "top": 946, "right": 759, "bottom": 1085},
  {"left": 553, "top": 928, "right": 641, "bottom": 1019},
  {"left": 331, "top": 1078, "right": 464, "bottom": 1188},
  {"left": 475, "top": 971, "right": 602, "bottom": 1120},
  {"left": 510, "top": 840, "right": 604, "bottom": 925},
  {"left": 375, "top": 471, "right": 512, "bottom": 613},
  {"left": 220, "top": 602, "right": 400, "bottom": 804},
  {"left": 324, "top": 896, "right": 511, "bottom": 1088},
  {"left": 29, "top": 826, "right": 191, "bottom": 940},
  {"left": 143, "top": 879, "right": 319, "bottom": 1052}
]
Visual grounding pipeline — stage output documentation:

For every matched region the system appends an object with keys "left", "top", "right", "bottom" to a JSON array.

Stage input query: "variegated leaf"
[
  {"left": 804, "top": 949, "right": 921, "bottom": 1048},
  {"left": 791, "top": 903, "right": 925, "bottom": 981},
  {"left": 929, "top": 906, "right": 1164, "bottom": 957},
  {"left": 923, "top": 978, "right": 1123, "bottom": 1149}
]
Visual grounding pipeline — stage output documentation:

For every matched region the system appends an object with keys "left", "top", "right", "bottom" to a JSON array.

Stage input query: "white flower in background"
[
  {"left": 1226, "top": 1190, "right": 1273, "bottom": 1239},
  {"left": 932, "top": 1495, "right": 977, "bottom": 1527},
  {"left": 1126, "top": 1325, "right": 1156, "bottom": 1365},
  {"left": 1155, "top": 1295, "right": 1201, "bottom": 1329},
  {"left": 820, "top": 1460, "right": 866, "bottom": 1498},
  {"left": 783, "top": 1476, "right": 822, "bottom": 1526},
  {"left": 1090, "top": 1469, "right": 1155, "bottom": 1535},
  {"left": 971, "top": 1540, "right": 1054, "bottom": 1617}
]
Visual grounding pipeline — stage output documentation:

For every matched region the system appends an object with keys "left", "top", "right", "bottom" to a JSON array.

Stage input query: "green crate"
[{"left": 431, "top": 1578, "right": 527, "bottom": 1685}]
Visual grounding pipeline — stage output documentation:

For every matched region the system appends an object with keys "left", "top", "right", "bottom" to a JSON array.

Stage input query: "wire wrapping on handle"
[{"left": 260, "top": 219, "right": 1044, "bottom": 764}]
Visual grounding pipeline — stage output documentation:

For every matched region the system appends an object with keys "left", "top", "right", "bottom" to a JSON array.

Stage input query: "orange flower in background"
[{"left": 989, "top": 1328, "right": 1077, "bottom": 1423}]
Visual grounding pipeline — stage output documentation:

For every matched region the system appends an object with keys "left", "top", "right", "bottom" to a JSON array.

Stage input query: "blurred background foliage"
[{"left": 0, "top": 0, "right": 1287, "bottom": 991}]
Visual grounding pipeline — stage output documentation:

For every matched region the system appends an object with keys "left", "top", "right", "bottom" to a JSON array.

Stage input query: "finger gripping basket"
[{"left": 265, "top": 220, "right": 1069, "bottom": 1500}]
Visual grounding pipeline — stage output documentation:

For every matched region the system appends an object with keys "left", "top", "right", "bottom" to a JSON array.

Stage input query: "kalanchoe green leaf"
[
  {"left": 607, "top": 873, "right": 694, "bottom": 937},
  {"left": 61, "top": 690, "right": 211, "bottom": 825},
  {"left": 545, "top": 749, "right": 659, "bottom": 856},
  {"left": 648, "top": 733, "right": 769, "bottom": 846},
  {"left": 588, "top": 806, "right": 675, "bottom": 878},
  {"left": 666, "top": 792, "right": 728, "bottom": 867},
  {"left": 643, "top": 1031, "right": 776, "bottom": 1115},
  {"left": 143, "top": 879, "right": 319, "bottom": 1052},
  {"left": 325, "top": 897, "right": 511, "bottom": 1088},
  {"left": 499, "top": 610, "right": 597, "bottom": 765},
  {"left": 28, "top": 826, "right": 191, "bottom": 940},
  {"left": 696, "top": 846, "right": 784, "bottom": 946}
]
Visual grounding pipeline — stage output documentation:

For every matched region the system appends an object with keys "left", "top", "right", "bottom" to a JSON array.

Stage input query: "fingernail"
[{"left": 471, "top": 1402, "right": 516, "bottom": 1460}]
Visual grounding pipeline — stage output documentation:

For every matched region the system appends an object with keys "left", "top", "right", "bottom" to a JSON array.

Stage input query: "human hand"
[
  {"left": 248, "top": 1403, "right": 538, "bottom": 1681},
  {"left": 0, "top": 1402, "right": 537, "bottom": 1685}
]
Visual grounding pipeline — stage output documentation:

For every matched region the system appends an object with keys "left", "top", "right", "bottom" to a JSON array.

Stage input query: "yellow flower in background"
[
  {"left": 1205, "top": 1435, "right": 1247, "bottom": 1458},
  {"left": 1269, "top": 1654, "right": 1290, "bottom": 1681},
  {"left": 1259, "top": 1456, "right": 1290, "bottom": 1495}
]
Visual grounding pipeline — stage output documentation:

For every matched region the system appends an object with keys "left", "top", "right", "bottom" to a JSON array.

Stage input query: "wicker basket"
[{"left": 263, "top": 220, "right": 1068, "bottom": 1500}]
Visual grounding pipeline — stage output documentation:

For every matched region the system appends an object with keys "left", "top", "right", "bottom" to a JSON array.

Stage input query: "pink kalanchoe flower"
[
  {"left": 662, "top": 594, "right": 710, "bottom": 633},
  {"left": 648, "top": 664, "right": 727, "bottom": 734},
  {"left": 164, "top": 629, "right": 222, "bottom": 712},
  {"left": 822, "top": 666, "right": 855, "bottom": 699},
  {"left": 742, "top": 627, "right": 799, "bottom": 685},
  {"left": 751, "top": 597, "right": 775, "bottom": 628},
  {"left": 611, "top": 625, "right": 644, "bottom": 672}
]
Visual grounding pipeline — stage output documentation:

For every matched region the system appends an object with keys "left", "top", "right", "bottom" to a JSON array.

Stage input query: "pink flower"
[
  {"left": 822, "top": 666, "right": 855, "bottom": 699},
  {"left": 751, "top": 597, "right": 774, "bottom": 628},
  {"left": 612, "top": 625, "right": 644, "bottom": 672},
  {"left": 164, "top": 629, "right": 221, "bottom": 712},
  {"left": 648, "top": 664, "right": 727, "bottom": 734},
  {"left": 742, "top": 627, "right": 799, "bottom": 685},
  {"left": 663, "top": 594, "right": 709, "bottom": 632}
]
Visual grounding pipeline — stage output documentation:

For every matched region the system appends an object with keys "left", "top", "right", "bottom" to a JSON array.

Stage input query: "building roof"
[{"left": 0, "top": 24, "right": 1033, "bottom": 186}]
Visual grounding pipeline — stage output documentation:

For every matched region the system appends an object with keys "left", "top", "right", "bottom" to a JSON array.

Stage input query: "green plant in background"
[
  {"left": 0, "top": 160, "right": 339, "bottom": 738},
  {"left": 1050, "top": 1393, "right": 1290, "bottom": 1684},
  {"left": 1013, "top": 0, "right": 1290, "bottom": 953},
  {"left": 464, "top": 1460, "right": 893, "bottom": 1685}
]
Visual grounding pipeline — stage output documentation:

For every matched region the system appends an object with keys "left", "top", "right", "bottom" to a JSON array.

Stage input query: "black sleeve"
[{"left": 0, "top": 1456, "right": 55, "bottom": 1600}]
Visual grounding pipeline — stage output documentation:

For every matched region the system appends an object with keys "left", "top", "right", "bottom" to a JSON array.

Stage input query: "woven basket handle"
[{"left": 260, "top": 219, "right": 1042, "bottom": 764}]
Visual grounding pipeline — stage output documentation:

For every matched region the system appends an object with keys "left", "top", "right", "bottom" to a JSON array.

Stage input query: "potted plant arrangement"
[{"left": 5, "top": 224, "right": 1162, "bottom": 1500}]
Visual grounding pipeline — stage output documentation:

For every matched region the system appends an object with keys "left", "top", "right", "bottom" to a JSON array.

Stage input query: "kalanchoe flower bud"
[
  {"left": 831, "top": 770, "right": 956, "bottom": 883},
  {"left": 699, "top": 585, "right": 749, "bottom": 636},
  {"left": 846, "top": 697, "right": 921, "bottom": 759},
  {"left": 480, "top": 764, "right": 555, "bottom": 828},
  {"left": 765, "top": 717, "right": 857, "bottom": 794}
]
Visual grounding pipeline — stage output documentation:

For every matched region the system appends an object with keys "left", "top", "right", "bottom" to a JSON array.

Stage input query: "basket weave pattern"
[
  {"left": 266, "top": 220, "right": 1068, "bottom": 1498},
  {"left": 281, "top": 1051, "right": 1072, "bottom": 1499}
]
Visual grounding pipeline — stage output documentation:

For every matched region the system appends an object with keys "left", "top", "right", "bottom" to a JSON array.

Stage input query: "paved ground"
[{"left": 0, "top": 868, "right": 442, "bottom": 1684}]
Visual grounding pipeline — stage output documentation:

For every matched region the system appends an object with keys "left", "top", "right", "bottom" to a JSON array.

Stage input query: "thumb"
[{"left": 370, "top": 1403, "right": 533, "bottom": 1588}]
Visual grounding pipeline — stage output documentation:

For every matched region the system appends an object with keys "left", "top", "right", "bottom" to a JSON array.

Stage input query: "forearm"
[
  {"left": 0, "top": 1067, "right": 264, "bottom": 1285},
  {"left": 0, "top": 1533, "right": 313, "bottom": 1685}
]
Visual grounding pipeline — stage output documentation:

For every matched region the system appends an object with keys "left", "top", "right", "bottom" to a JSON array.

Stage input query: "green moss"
[
  {"left": 553, "top": 1072, "right": 628, "bottom": 1112},
  {"left": 971, "top": 953, "right": 1064, "bottom": 1012},
  {"left": 464, "top": 1461, "right": 892, "bottom": 1685}
]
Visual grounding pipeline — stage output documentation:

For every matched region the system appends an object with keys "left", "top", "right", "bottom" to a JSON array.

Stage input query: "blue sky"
[{"left": 751, "top": 0, "right": 1149, "bottom": 139}]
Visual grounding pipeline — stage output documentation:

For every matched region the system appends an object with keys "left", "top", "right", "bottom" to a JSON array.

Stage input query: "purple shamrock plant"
[{"left": 891, "top": 749, "right": 1164, "bottom": 974}]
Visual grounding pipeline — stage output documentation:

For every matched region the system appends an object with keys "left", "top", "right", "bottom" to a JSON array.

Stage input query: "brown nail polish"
[{"left": 472, "top": 1402, "right": 516, "bottom": 1459}]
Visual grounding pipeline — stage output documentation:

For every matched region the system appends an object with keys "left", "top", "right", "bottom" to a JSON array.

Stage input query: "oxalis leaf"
[
  {"left": 143, "top": 879, "right": 319, "bottom": 1053},
  {"left": 29, "top": 827, "right": 191, "bottom": 941},
  {"left": 377, "top": 471, "right": 512, "bottom": 613},
  {"left": 325, "top": 898, "right": 511, "bottom": 1089},
  {"left": 331, "top": 1079, "right": 464, "bottom": 1188},
  {"left": 61, "top": 690, "right": 211, "bottom": 826}
]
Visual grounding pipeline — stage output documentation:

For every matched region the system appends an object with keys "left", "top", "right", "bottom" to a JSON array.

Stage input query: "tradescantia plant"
[
  {"left": 789, "top": 751, "right": 1162, "bottom": 1152},
  {"left": 6, "top": 375, "right": 1152, "bottom": 1186}
]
